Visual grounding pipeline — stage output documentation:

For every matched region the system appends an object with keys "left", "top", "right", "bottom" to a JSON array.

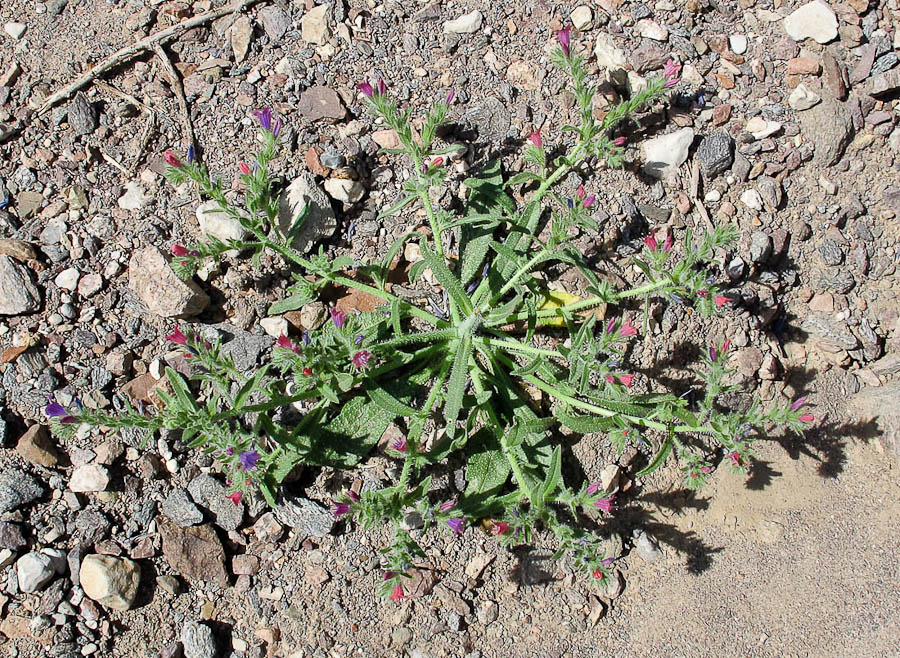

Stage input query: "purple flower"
[
  {"left": 332, "top": 500, "right": 351, "bottom": 519},
  {"left": 239, "top": 450, "right": 260, "bottom": 471},
  {"left": 446, "top": 517, "right": 465, "bottom": 535},
  {"left": 358, "top": 80, "right": 374, "bottom": 98},
  {"left": 439, "top": 499, "right": 456, "bottom": 513},
  {"left": 45, "top": 397, "right": 76, "bottom": 424},
  {"left": 330, "top": 307, "right": 346, "bottom": 330},
  {"left": 594, "top": 497, "right": 614, "bottom": 514},
  {"left": 605, "top": 318, "right": 616, "bottom": 334},
  {"left": 446, "top": 88, "right": 455, "bottom": 104},
  {"left": 586, "top": 481, "right": 601, "bottom": 496},
  {"left": 187, "top": 145, "right": 195, "bottom": 163},
  {"left": 557, "top": 27, "right": 571, "bottom": 57},
  {"left": 376, "top": 78, "right": 387, "bottom": 96},
  {"left": 348, "top": 490, "right": 360, "bottom": 503},
  {"left": 790, "top": 396, "right": 808, "bottom": 412},
  {"left": 225, "top": 447, "right": 235, "bottom": 456},
  {"left": 709, "top": 345, "right": 718, "bottom": 362},
  {"left": 355, "top": 334, "right": 364, "bottom": 345},
  {"left": 252, "top": 107, "right": 272, "bottom": 131},
  {"left": 582, "top": 194, "right": 595, "bottom": 209},
  {"left": 391, "top": 437, "right": 407, "bottom": 453},
  {"left": 272, "top": 117, "right": 282, "bottom": 138},
  {"left": 352, "top": 350, "right": 372, "bottom": 370}
]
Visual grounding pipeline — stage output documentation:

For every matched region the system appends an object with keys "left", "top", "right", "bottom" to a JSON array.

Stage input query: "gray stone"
[
  {"left": 277, "top": 173, "right": 337, "bottom": 253},
  {"left": 181, "top": 621, "right": 216, "bottom": 658},
  {"left": 749, "top": 231, "right": 772, "bottom": 263},
  {"left": 0, "top": 254, "right": 41, "bottom": 315},
  {"left": 0, "top": 469, "right": 44, "bottom": 513},
  {"left": 642, "top": 128, "right": 694, "bottom": 179},
  {"left": 695, "top": 133, "right": 734, "bottom": 178},
  {"left": 273, "top": 495, "right": 334, "bottom": 537},
  {"left": 799, "top": 97, "right": 853, "bottom": 166},
  {"left": 17, "top": 552, "right": 56, "bottom": 593},
  {"left": 819, "top": 271, "right": 855, "bottom": 294},
  {"left": 324, "top": 178, "right": 365, "bottom": 204},
  {"left": 819, "top": 240, "right": 844, "bottom": 266},
  {"left": 756, "top": 176, "right": 783, "bottom": 212},
  {"left": 162, "top": 489, "right": 204, "bottom": 527},
  {"left": 0, "top": 521, "right": 27, "bottom": 550},
  {"left": 128, "top": 246, "right": 209, "bottom": 318},
  {"left": 633, "top": 529, "right": 663, "bottom": 562},
  {"left": 79, "top": 554, "right": 140, "bottom": 611},
  {"left": 187, "top": 474, "right": 244, "bottom": 531},
  {"left": 208, "top": 323, "right": 273, "bottom": 372},
  {"left": 195, "top": 200, "right": 249, "bottom": 245},
  {"left": 68, "top": 92, "right": 97, "bottom": 136},
  {"left": 297, "top": 86, "right": 346, "bottom": 122},
  {"left": 801, "top": 313, "right": 859, "bottom": 351},
  {"left": 463, "top": 96, "right": 511, "bottom": 142},
  {"left": 849, "top": 383, "right": 900, "bottom": 459},
  {"left": 258, "top": 5, "right": 290, "bottom": 41}
]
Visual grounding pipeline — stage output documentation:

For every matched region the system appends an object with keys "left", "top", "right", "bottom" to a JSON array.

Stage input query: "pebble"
[
  {"left": 783, "top": 2, "right": 838, "bottom": 44},
  {"left": 798, "top": 97, "right": 853, "bottom": 166},
  {"left": 4, "top": 22, "right": 26, "bottom": 39},
  {"left": 16, "top": 425, "right": 60, "bottom": 467},
  {"left": 195, "top": 200, "right": 249, "bottom": 245},
  {"left": 128, "top": 246, "right": 209, "bottom": 318},
  {"left": 570, "top": 6, "right": 593, "bottom": 31},
  {"left": 740, "top": 189, "right": 764, "bottom": 212},
  {"left": 443, "top": 10, "right": 482, "bottom": 34},
  {"left": 187, "top": 474, "right": 244, "bottom": 531},
  {"left": 278, "top": 174, "right": 337, "bottom": 253},
  {"left": 324, "top": 178, "right": 365, "bottom": 204},
  {"left": 0, "top": 469, "right": 44, "bottom": 513},
  {"left": 633, "top": 529, "right": 663, "bottom": 562},
  {"left": 636, "top": 19, "right": 667, "bottom": 41},
  {"left": 68, "top": 92, "right": 97, "bottom": 136},
  {"left": 642, "top": 128, "right": 694, "bottom": 179},
  {"left": 0, "top": 255, "right": 41, "bottom": 316},
  {"left": 17, "top": 552, "right": 57, "bottom": 593},
  {"left": 695, "top": 132, "right": 734, "bottom": 178},
  {"left": 301, "top": 3, "right": 331, "bottom": 45},
  {"left": 69, "top": 464, "right": 110, "bottom": 493},
  {"left": 297, "top": 86, "right": 346, "bottom": 122},
  {"left": 258, "top": 5, "right": 290, "bottom": 41},
  {"left": 788, "top": 83, "right": 821, "bottom": 111},
  {"left": 182, "top": 621, "right": 217, "bottom": 658},
  {"left": 162, "top": 488, "right": 204, "bottom": 527},
  {"left": 117, "top": 181, "right": 152, "bottom": 211},
  {"left": 729, "top": 34, "right": 748, "bottom": 55},
  {"left": 749, "top": 231, "right": 773, "bottom": 263},
  {"left": 745, "top": 117, "right": 781, "bottom": 140},
  {"left": 79, "top": 554, "right": 140, "bottom": 611},
  {"left": 594, "top": 34, "right": 626, "bottom": 70},
  {"left": 55, "top": 267, "right": 80, "bottom": 291},
  {"left": 77, "top": 272, "right": 103, "bottom": 297}
]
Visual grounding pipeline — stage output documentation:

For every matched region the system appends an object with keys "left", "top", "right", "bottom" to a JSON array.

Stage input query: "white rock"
[
  {"left": 324, "top": 178, "right": 365, "bottom": 204},
  {"left": 117, "top": 181, "right": 152, "bottom": 211},
  {"left": 80, "top": 555, "right": 140, "bottom": 611},
  {"left": 783, "top": 2, "right": 838, "bottom": 44},
  {"left": 682, "top": 64, "right": 704, "bottom": 87},
  {"left": 278, "top": 174, "right": 337, "bottom": 253},
  {"left": 16, "top": 552, "right": 56, "bottom": 593},
  {"left": 788, "top": 83, "right": 821, "bottom": 111},
  {"left": 69, "top": 464, "right": 110, "bottom": 493},
  {"left": 705, "top": 189, "right": 722, "bottom": 203},
  {"left": 195, "top": 200, "right": 249, "bottom": 244},
  {"left": 4, "top": 23, "right": 26, "bottom": 39},
  {"left": 729, "top": 34, "right": 748, "bottom": 54},
  {"left": 740, "top": 189, "right": 764, "bottom": 211},
  {"left": 641, "top": 128, "right": 695, "bottom": 179},
  {"left": 819, "top": 175, "right": 837, "bottom": 195},
  {"left": 745, "top": 117, "right": 782, "bottom": 140},
  {"left": 259, "top": 316, "right": 288, "bottom": 338},
  {"left": 128, "top": 247, "right": 209, "bottom": 318},
  {"left": 636, "top": 19, "right": 668, "bottom": 41},
  {"left": 54, "top": 267, "right": 80, "bottom": 291},
  {"left": 570, "top": 6, "right": 593, "bottom": 31},
  {"left": 301, "top": 3, "right": 331, "bottom": 45},
  {"left": 594, "top": 34, "right": 626, "bottom": 70},
  {"left": 229, "top": 15, "right": 252, "bottom": 62},
  {"left": 443, "top": 10, "right": 482, "bottom": 34}
]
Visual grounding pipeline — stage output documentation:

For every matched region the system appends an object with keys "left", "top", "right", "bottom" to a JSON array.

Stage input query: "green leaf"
[
  {"left": 306, "top": 396, "right": 394, "bottom": 468},
  {"left": 539, "top": 445, "right": 563, "bottom": 502},
  {"left": 460, "top": 224, "right": 494, "bottom": 284},
  {"left": 420, "top": 239, "right": 473, "bottom": 315},
  {"left": 556, "top": 408, "right": 616, "bottom": 434},
  {"left": 366, "top": 383, "right": 424, "bottom": 418},
  {"left": 268, "top": 290, "right": 314, "bottom": 315},
  {"left": 379, "top": 230, "right": 418, "bottom": 288},
  {"left": 635, "top": 435, "right": 673, "bottom": 477},
  {"left": 377, "top": 194, "right": 417, "bottom": 220},
  {"left": 444, "top": 336, "right": 473, "bottom": 440},
  {"left": 233, "top": 365, "right": 270, "bottom": 408},
  {"left": 165, "top": 367, "right": 198, "bottom": 412},
  {"left": 504, "top": 171, "right": 543, "bottom": 188}
]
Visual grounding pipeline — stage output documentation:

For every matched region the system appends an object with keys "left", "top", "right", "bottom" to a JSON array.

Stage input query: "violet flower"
[
  {"left": 272, "top": 117, "right": 282, "bottom": 138},
  {"left": 239, "top": 450, "right": 260, "bottom": 471},
  {"left": 187, "top": 145, "right": 195, "bottom": 163},
  {"left": 439, "top": 499, "right": 456, "bottom": 513},
  {"left": 446, "top": 517, "right": 465, "bottom": 535},
  {"left": 45, "top": 397, "right": 76, "bottom": 424},
  {"left": 391, "top": 437, "right": 407, "bottom": 453},
  {"left": 557, "top": 27, "right": 571, "bottom": 57},
  {"left": 790, "top": 396, "right": 808, "bottom": 412},
  {"left": 252, "top": 107, "right": 273, "bottom": 131},
  {"left": 582, "top": 194, "right": 596, "bottom": 209},
  {"left": 330, "top": 307, "right": 346, "bottom": 329},
  {"left": 358, "top": 80, "right": 374, "bottom": 98},
  {"left": 594, "top": 497, "right": 614, "bottom": 514},
  {"left": 332, "top": 500, "right": 351, "bottom": 519},
  {"left": 351, "top": 350, "right": 372, "bottom": 370}
]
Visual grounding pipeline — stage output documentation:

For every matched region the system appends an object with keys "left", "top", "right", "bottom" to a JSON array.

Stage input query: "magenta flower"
[
  {"left": 644, "top": 231, "right": 659, "bottom": 251},
  {"left": 330, "top": 307, "right": 346, "bottom": 329},
  {"left": 348, "top": 490, "right": 360, "bottom": 503},
  {"left": 352, "top": 350, "right": 372, "bottom": 370},
  {"left": 728, "top": 451, "right": 742, "bottom": 466},
  {"left": 582, "top": 194, "right": 595, "bottom": 209},
  {"left": 391, "top": 436, "right": 407, "bottom": 453},
  {"left": 276, "top": 335, "right": 301, "bottom": 354},
  {"left": 529, "top": 131, "right": 542, "bottom": 148},
  {"left": 171, "top": 244, "right": 188, "bottom": 257},
  {"left": 166, "top": 326, "right": 188, "bottom": 345},
  {"left": 491, "top": 521, "right": 509, "bottom": 535},
  {"left": 225, "top": 447, "right": 235, "bottom": 456},
  {"left": 446, "top": 88, "right": 455, "bottom": 104},
  {"left": 358, "top": 80, "right": 374, "bottom": 98},
  {"left": 239, "top": 450, "right": 260, "bottom": 471},
  {"left": 332, "top": 500, "right": 351, "bottom": 519},
  {"left": 605, "top": 317, "right": 616, "bottom": 334},
  {"left": 618, "top": 374, "right": 635, "bottom": 387},
  {"left": 799, "top": 413, "right": 814, "bottom": 423},
  {"left": 620, "top": 317, "right": 638, "bottom": 337},
  {"left": 45, "top": 397, "right": 76, "bottom": 424},
  {"left": 252, "top": 107, "right": 272, "bottom": 131},
  {"left": 709, "top": 345, "right": 718, "bottom": 362},
  {"left": 612, "top": 136, "right": 627, "bottom": 147},
  {"left": 664, "top": 233, "right": 674, "bottom": 252},
  {"left": 272, "top": 117, "right": 282, "bottom": 138},
  {"left": 594, "top": 497, "right": 614, "bottom": 514},
  {"left": 227, "top": 491, "right": 243, "bottom": 506},
  {"left": 239, "top": 162, "right": 251, "bottom": 176},
  {"left": 446, "top": 517, "right": 465, "bottom": 535},
  {"left": 376, "top": 78, "right": 387, "bottom": 95},
  {"left": 164, "top": 150, "right": 182, "bottom": 168},
  {"left": 586, "top": 481, "right": 601, "bottom": 495},
  {"left": 790, "top": 396, "right": 808, "bottom": 412},
  {"left": 439, "top": 498, "right": 456, "bottom": 513},
  {"left": 557, "top": 27, "right": 571, "bottom": 57}
]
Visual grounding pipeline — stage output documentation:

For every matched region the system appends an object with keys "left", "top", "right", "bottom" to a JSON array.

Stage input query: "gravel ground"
[{"left": 1, "top": 0, "right": 899, "bottom": 657}]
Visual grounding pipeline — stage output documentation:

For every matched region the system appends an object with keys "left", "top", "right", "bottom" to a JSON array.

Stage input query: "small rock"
[
  {"left": 128, "top": 246, "right": 209, "bottom": 318},
  {"left": 230, "top": 15, "right": 252, "bottom": 62},
  {"left": 0, "top": 255, "right": 41, "bottom": 316},
  {"left": 570, "top": 6, "right": 593, "bottom": 31},
  {"left": 642, "top": 128, "right": 694, "bottom": 179},
  {"left": 0, "top": 522, "right": 27, "bottom": 550},
  {"left": 54, "top": 267, "right": 80, "bottom": 291},
  {"left": 301, "top": 4, "right": 331, "bottom": 45},
  {"left": 477, "top": 600, "right": 500, "bottom": 625},
  {"left": 788, "top": 83, "right": 821, "bottom": 111},
  {"left": 68, "top": 92, "right": 97, "bottom": 136},
  {"left": 69, "top": 464, "right": 110, "bottom": 493},
  {"left": 79, "top": 555, "right": 140, "bottom": 611},
  {"left": 159, "top": 520, "right": 229, "bottom": 588},
  {"left": 0, "top": 469, "right": 44, "bottom": 513},
  {"left": 195, "top": 200, "right": 249, "bottom": 244},
  {"left": 745, "top": 117, "right": 781, "bottom": 139},
  {"left": 695, "top": 133, "right": 734, "bottom": 178},
  {"left": 259, "top": 316, "right": 288, "bottom": 338},
  {"left": 633, "top": 529, "right": 663, "bottom": 562},
  {"left": 740, "top": 189, "right": 763, "bottom": 212},
  {"left": 162, "top": 489, "right": 204, "bottom": 527},
  {"left": 17, "top": 552, "right": 56, "bottom": 593},
  {"left": 798, "top": 96, "right": 853, "bottom": 166},
  {"left": 182, "top": 621, "right": 217, "bottom": 658},
  {"left": 273, "top": 495, "right": 334, "bottom": 537},
  {"left": 636, "top": 19, "right": 667, "bottom": 41},
  {"left": 258, "top": 5, "right": 290, "bottom": 41},
  {"left": 756, "top": 176, "right": 783, "bottom": 212},
  {"left": 749, "top": 231, "right": 773, "bottom": 263},
  {"left": 729, "top": 34, "right": 748, "bottom": 55},
  {"left": 324, "top": 178, "right": 365, "bottom": 204},
  {"left": 783, "top": 2, "right": 838, "bottom": 44},
  {"left": 77, "top": 272, "right": 103, "bottom": 297},
  {"left": 117, "top": 181, "right": 152, "bottom": 211},
  {"left": 277, "top": 173, "right": 337, "bottom": 253},
  {"left": 594, "top": 34, "right": 626, "bottom": 70},
  {"left": 298, "top": 86, "right": 346, "bottom": 122},
  {"left": 187, "top": 474, "right": 243, "bottom": 531},
  {"left": 443, "top": 10, "right": 482, "bottom": 34},
  {"left": 16, "top": 425, "right": 59, "bottom": 468},
  {"left": 4, "top": 22, "right": 27, "bottom": 39}
]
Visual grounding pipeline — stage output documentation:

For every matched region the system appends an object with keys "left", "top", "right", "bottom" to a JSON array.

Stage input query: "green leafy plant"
[{"left": 50, "top": 29, "right": 815, "bottom": 598}]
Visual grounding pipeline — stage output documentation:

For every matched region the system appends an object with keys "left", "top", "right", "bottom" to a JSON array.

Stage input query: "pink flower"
[
  {"left": 391, "top": 437, "right": 407, "bottom": 453},
  {"left": 491, "top": 521, "right": 509, "bottom": 536},
  {"left": 620, "top": 317, "right": 638, "bottom": 337},
  {"left": 227, "top": 491, "right": 243, "bottom": 506},
  {"left": 618, "top": 374, "right": 635, "bottom": 387},
  {"left": 358, "top": 80, "right": 374, "bottom": 98},
  {"left": 799, "top": 413, "right": 814, "bottom": 423},
  {"left": 164, "top": 150, "right": 182, "bottom": 168},
  {"left": 390, "top": 584, "right": 406, "bottom": 602},
  {"left": 586, "top": 481, "right": 601, "bottom": 495},
  {"left": 594, "top": 497, "right": 614, "bottom": 514},
  {"left": 790, "top": 396, "right": 808, "bottom": 412},
  {"left": 664, "top": 233, "right": 674, "bottom": 252},
  {"left": 644, "top": 231, "right": 658, "bottom": 251},
  {"left": 593, "top": 569, "right": 605, "bottom": 580},
  {"left": 239, "top": 162, "right": 251, "bottom": 175},
  {"left": 431, "top": 156, "right": 444, "bottom": 167},
  {"left": 576, "top": 185, "right": 586, "bottom": 200},
  {"left": 728, "top": 452, "right": 742, "bottom": 466},
  {"left": 330, "top": 307, "right": 346, "bottom": 329},
  {"left": 663, "top": 58, "right": 681, "bottom": 87},
  {"left": 529, "top": 131, "right": 542, "bottom": 148},
  {"left": 612, "top": 136, "right": 627, "bottom": 147},
  {"left": 714, "top": 296, "right": 731, "bottom": 309},
  {"left": 557, "top": 27, "right": 571, "bottom": 57},
  {"left": 582, "top": 194, "right": 596, "bottom": 209},
  {"left": 700, "top": 466, "right": 712, "bottom": 474},
  {"left": 332, "top": 500, "right": 351, "bottom": 519},
  {"left": 352, "top": 350, "right": 372, "bottom": 370},
  {"left": 166, "top": 326, "right": 188, "bottom": 345},
  {"left": 171, "top": 244, "right": 188, "bottom": 257},
  {"left": 276, "top": 335, "right": 301, "bottom": 354},
  {"left": 439, "top": 498, "right": 456, "bottom": 513},
  {"left": 605, "top": 374, "right": 616, "bottom": 386},
  {"left": 721, "top": 339, "right": 731, "bottom": 354}
]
